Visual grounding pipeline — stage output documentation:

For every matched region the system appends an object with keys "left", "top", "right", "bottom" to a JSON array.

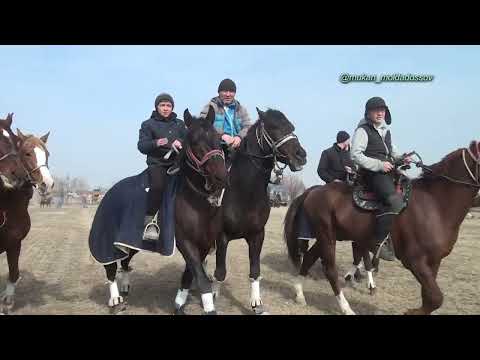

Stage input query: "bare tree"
[{"left": 282, "top": 174, "right": 306, "bottom": 201}]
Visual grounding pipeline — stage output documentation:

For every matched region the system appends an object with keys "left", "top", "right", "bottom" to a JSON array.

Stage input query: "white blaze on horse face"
[
  {"left": 174, "top": 289, "right": 189, "bottom": 309},
  {"left": 33, "top": 146, "right": 54, "bottom": 190},
  {"left": 201, "top": 293, "right": 215, "bottom": 313},
  {"left": 367, "top": 271, "right": 376, "bottom": 290},
  {"left": 2, "top": 130, "right": 10, "bottom": 138},
  {"left": 250, "top": 278, "right": 263, "bottom": 307},
  {"left": 336, "top": 291, "right": 355, "bottom": 315}
]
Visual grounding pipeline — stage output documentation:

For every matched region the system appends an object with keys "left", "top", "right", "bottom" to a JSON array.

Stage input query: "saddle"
[{"left": 351, "top": 167, "right": 412, "bottom": 211}]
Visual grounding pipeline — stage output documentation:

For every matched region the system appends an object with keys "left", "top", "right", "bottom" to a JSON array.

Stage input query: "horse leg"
[
  {"left": 118, "top": 250, "right": 138, "bottom": 298},
  {"left": 177, "top": 240, "right": 216, "bottom": 315},
  {"left": 174, "top": 265, "right": 193, "bottom": 315},
  {"left": 405, "top": 260, "right": 443, "bottom": 315},
  {"left": 318, "top": 232, "right": 355, "bottom": 315},
  {"left": 212, "top": 233, "right": 229, "bottom": 299},
  {"left": 361, "top": 247, "right": 376, "bottom": 295},
  {"left": 246, "top": 230, "right": 268, "bottom": 315},
  {"left": 1, "top": 243, "right": 22, "bottom": 314},
  {"left": 104, "top": 262, "right": 125, "bottom": 313},
  {"left": 344, "top": 242, "right": 364, "bottom": 284},
  {"left": 294, "top": 239, "right": 323, "bottom": 305}
]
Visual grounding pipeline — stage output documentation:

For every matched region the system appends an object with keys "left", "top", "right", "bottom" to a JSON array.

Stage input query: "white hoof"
[
  {"left": 295, "top": 295, "right": 307, "bottom": 306},
  {"left": 108, "top": 296, "right": 124, "bottom": 307}
]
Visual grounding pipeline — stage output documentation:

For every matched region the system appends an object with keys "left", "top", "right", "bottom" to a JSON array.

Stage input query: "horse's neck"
[
  {"left": 421, "top": 180, "right": 477, "bottom": 228},
  {"left": 230, "top": 133, "right": 272, "bottom": 192}
]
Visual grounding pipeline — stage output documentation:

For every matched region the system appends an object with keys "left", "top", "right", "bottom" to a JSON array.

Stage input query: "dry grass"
[{"left": 1, "top": 206, "right": 479, "bottom": 315}]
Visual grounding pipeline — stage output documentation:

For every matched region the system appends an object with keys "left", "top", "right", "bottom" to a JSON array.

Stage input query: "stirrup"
[{"left": 143, "top": 212, "right": 160, "bottom": 240}]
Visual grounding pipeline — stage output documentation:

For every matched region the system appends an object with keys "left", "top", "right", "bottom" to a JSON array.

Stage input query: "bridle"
[
  {"left": 184, "top": 145, "right": 226, "bottom": 203},
  {"left": 413, "top": 143, "right": 480, "bottom": 188},
  {"left": 244, "top": 120, "right": 299, "bottom": 181}
]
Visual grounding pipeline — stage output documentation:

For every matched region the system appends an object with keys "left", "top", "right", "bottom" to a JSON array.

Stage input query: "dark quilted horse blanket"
[{"left": 88, "top": 169, "right": 180, "bottom": 265}]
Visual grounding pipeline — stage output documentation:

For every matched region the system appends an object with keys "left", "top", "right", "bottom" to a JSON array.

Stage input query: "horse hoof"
[
  {"left": 295, "top": 295, "right": 307, "bottom": 306},
  {"left": 1, "top": 296, "right": 14, "bottom": 314},
  {"left": 204, "top": 310, "right": 217, "bottom": 315},
  {"left": 354, "top": 271, "right": 364, "bottom": 282},
  {"left": 252, "top": 304, "right": 267, "bottom": 315},
  {"left": 369, "top": 287, "right": 377, "bottom": 296},
  {"left": 174, "top": 307, "right": 186, "bottom": 315},
  {"left": 109, "top": 303, "right": 127, "bottom": 315}
]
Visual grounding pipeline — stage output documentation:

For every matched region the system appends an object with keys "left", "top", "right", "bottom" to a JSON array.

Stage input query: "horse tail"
[{"left": 283, "top": 188, "right": 315, "bottom": 270}]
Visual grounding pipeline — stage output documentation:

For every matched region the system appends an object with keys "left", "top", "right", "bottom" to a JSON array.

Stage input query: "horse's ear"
[
  {"left": 16, "top": 128, "right": 26, "bottom": 141},
  {"left": 184, "top": 108, "right": 193, "bottom": 128},
  {"left": 40, "top": 131, "right": 50, "bottom": 144},
  {"left": 205, "top": 105, "right": 215, "bottom": 125},
  {"left": 5, "top": 113, "right": 13, "bottom": 127},
  {"left": 256, "top": 107, "right": 266, "bottom": 120}
]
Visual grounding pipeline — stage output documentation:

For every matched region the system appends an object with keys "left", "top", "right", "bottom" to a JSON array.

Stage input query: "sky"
[{"left": 0, "top": 45, "right": 479, "bottom": 189}]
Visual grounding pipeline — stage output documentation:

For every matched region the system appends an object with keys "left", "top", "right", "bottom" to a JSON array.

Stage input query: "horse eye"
[{"left": 26, "top": 153, "right": 32, "bottom": 156}]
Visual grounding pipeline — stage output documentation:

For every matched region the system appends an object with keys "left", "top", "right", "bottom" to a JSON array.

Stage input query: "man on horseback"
[
  {"left": 351, "top": 97, "right": 410, "bottom": 261},
  {"left": 138, "top": 93, "right": 187, "bottom": 241},
  {"left": 317, "top": 130, "right": 355, "bottom": 184},
  {"left": 200, "top": 78, "right": 252, "bottom": 165}
]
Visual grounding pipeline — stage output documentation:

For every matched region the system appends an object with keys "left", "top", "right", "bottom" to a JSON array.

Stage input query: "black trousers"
[
  {"left": 365, "top": 171, "right": 404, "bottom": 243},
  {"left": 146, "top": 165, "right": 168, "bottom": 217}
]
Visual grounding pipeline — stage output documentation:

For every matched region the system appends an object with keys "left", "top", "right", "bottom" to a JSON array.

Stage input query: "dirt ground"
[{"left": 1, "top": 205, "right": 479, "bottom": 315}]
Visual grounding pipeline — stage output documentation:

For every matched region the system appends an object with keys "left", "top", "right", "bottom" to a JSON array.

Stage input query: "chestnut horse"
[
  {"left": 284, "top": 141, "right": 480, "bottom": 315},
  {"left": 0, "top": 113, "right": 53, "bottom": 314}
]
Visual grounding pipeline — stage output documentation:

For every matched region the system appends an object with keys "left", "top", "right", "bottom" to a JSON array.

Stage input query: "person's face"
[
  {"left": 367, "top": 107, "right": 386, "bottom": 125},
  {"left": 338, "top": 139, "right": 350, "bottom": 150},
  {"left": 157, "top": 101, "right": 173, "bottom": 118},
  {"left": 219, "top": 90, "right": 235, "bottom": 105}
]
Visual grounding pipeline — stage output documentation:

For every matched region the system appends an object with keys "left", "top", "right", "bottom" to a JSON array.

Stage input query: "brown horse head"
[
  {"left": 15, "top": 128, "right": 54, "bottom": 191},
  {"left": 0, "top": 113, "right": 26, "bottom": 189},
  {"left": 183, "top": 106, "right": 228, "bottom": 189},
  {"left": 256, "top": 107, "right": 307, "bottom": 171}
]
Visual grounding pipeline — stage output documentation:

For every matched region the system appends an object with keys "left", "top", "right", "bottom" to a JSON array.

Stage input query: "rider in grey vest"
[{"left": 351, "top": 97, "right": 408, "bottom": 261}]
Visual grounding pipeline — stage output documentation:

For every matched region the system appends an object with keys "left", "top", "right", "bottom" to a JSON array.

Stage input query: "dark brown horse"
[
  {"left": 100, "top": 107, "right": 229, "bottom": 314},
  {"left": 0, "top": 114, "right": 53, "bottom": 314},
  {"left": 284, "top": 141, "right": 480, "bottom": 315},
  {"left": 211, "top": 108, "right": 307, "bottom": 314}
]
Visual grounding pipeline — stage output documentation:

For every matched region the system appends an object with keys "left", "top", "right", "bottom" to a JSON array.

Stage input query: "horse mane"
[{"left": 416, "top": 148, "right": 464, "bottom": 182}]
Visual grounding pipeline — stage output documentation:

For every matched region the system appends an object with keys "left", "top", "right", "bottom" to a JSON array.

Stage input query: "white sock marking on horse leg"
[
  {"left": 294, "top": 276, "right": 306, "bottom": 304},
  {"left": 250, "top": 278, "right": 262, "bottom": 307},
  {"left": 174, "top": 289, "right": 189, "bottom": 309},
  {"left": 358, "top": 260, "right": 365, "bottom": 271},
  {"left": 5, "top": 281, "right": 15, "bottom": 297},
  {"left": 336, "top": 291, "right": 355, "bottom": 315},
  {"left": 108, "top": 281, "right": 123, "bottom": 307},
  {"left": 201, "top": 293, "right": 215, "bottom": 313},
  {"left": 367, "top": 271, "right": 376, "bottom": 290}
]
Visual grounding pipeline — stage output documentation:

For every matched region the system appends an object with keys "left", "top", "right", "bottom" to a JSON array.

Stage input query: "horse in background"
[{"left": 0, "top": 113, "right": 54, "bottom": 314}]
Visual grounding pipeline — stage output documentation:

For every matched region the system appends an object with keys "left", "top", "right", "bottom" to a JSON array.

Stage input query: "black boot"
[{"left": 373, "top": 213, "right": 396, "bottom": 262}]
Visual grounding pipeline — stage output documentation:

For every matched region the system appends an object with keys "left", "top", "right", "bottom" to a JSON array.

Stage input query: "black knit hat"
[
  {"left": 365, "top": 97, "right": 391, "bottom": 125},
  {"left": 218, "top": 78, "right": 236, "bottom": 93},
  {"left": 155, "top": 93, "right": 174, "bottom": 109},
  {"left": 336, "top": 131, "right": 350, "bottom": 143}
]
